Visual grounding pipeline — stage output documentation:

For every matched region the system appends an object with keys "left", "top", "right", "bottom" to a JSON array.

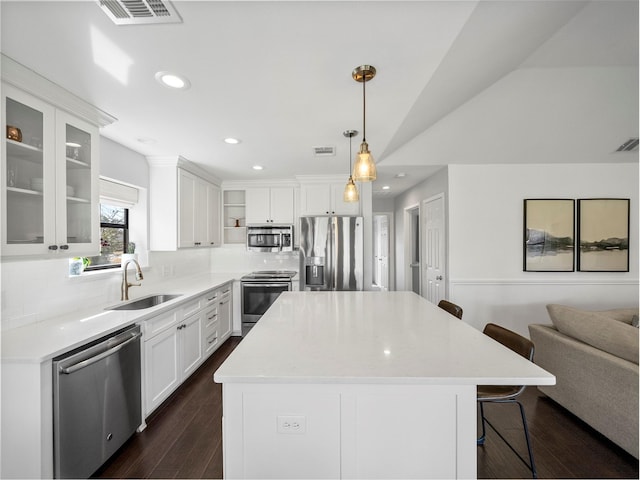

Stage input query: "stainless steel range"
[{"left": 240, "top": 270, "right": 296, "bottom": 336}]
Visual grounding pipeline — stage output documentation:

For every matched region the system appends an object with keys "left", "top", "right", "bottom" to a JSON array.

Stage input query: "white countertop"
[
  {"left": 1, "top": 272, "right": 240, "bottom": 364},
  {"left": 214, "top": 291, "right": 556, "bottom": 386}
]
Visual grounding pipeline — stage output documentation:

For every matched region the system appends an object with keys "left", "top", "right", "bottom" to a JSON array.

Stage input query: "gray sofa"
[{"left": 529, "top": 304, "right": 639, "bottom": 459}]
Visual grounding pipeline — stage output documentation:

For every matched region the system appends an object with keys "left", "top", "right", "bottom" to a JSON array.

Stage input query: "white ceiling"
[{"left": 1, "top": 1, "right": 637, "bottom": 197}]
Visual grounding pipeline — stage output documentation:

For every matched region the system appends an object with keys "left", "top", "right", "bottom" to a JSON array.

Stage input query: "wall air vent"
[
  {"left": 98, "top": 0, "right": 182, "bottom": 25},
  {"left": 615, "top": 138, "right": 639, "bottom": 152},
  {"left": 313, "top": 146, "right": 336, "bottom": 157}
]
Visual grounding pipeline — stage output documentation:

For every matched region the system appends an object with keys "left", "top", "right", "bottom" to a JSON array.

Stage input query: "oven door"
[{"left": 241, "top": 281, "right": 291, "bottom": 335}]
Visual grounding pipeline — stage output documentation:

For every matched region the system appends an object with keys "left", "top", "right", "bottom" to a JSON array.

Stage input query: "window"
[{"left": 85, "top": 204, "right": 129, "bottom": 270}]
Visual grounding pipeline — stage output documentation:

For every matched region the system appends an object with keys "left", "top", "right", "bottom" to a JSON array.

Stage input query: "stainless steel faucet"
[{"left": 121, "top": 259, "right": 144, "bottom": 301}]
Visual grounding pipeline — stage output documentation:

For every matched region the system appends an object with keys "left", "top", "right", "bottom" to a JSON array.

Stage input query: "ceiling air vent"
[
  {"left": 98, "top": 0, "right": 182, "bottom": 25},
  {"left": 313, "top": 146, "right": 336, "bottom": 157},
  {"left": 615, "top": 137, "right": 639, "bottom": 152}
]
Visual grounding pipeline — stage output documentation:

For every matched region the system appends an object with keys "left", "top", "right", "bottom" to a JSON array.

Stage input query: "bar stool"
[
  {"left": 477, "top": 323, "right": 537, "bottom": 478},
  {"left": 437, "top": 300, "right": 463, "bottom": 319}
]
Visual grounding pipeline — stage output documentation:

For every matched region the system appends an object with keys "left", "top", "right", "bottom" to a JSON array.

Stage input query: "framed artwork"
[
  {"left": 577, "top": 198, "right": 630, "bottom": 272},
  {"left": 523, "top": 199, "right": 575, "bottom": 272}
]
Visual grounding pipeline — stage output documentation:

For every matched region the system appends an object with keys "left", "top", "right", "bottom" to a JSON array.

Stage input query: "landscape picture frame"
[
  {"left": 577, "top": 198, "right": 630, "bottom": 272},
  {"left": 523, "top": 199, "right": 575, "bottom": 272}
]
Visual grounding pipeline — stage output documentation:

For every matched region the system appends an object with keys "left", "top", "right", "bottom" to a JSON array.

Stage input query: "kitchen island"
[{"left": 214, "top": 291, "right": 555, "bottom": 479}]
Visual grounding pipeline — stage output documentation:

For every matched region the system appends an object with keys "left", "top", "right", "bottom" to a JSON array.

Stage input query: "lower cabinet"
[{"left": 143, "top": 282, "right": 234, "bottom": 416}]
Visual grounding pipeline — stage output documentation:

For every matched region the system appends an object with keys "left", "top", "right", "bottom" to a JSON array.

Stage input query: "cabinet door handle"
[
  {"left": 219, "top": 300, "right": 227, "bottom": 305},
  {"left": 208, "top": 335, "right": 218, "bottom": 344},
  {"left": 222, "top": 289, "right": 230, "bottom": 294},
  {"left": 59, "top": 244, "right": 69, "bottom": 250},
  {"left": 208, "top": 313, "right": 218, "bottom": 320},
  {"left": 48, "top": 245, "right": 58, "bottom": 251}
]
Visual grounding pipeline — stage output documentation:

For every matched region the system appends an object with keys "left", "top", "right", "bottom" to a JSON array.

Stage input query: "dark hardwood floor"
[{"left": 95, "top": 336, "right": 638, "bottom": 479}]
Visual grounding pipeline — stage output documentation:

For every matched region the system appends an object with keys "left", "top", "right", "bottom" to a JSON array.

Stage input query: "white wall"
[{"left": 448, "top": 163, "right": 639, "bottom": 337}]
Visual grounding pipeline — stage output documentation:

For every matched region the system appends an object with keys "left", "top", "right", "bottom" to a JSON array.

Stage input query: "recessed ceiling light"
[
  {"left": 382, "top": 185, "right": 391, "bottom": 190},
  {"left": 224, "top": 138, "right": 241, "bottom": 144},
  {"left": 155, "top": 71, "right": 190, "bottom": 90},
  {"left": 252, "top": 165, "right": 263, "bottom": 170},
  {"left": 394, "top": 173, "right": 406, "bottom": 178}
]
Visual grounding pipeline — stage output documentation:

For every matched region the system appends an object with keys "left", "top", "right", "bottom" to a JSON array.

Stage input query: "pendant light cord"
[
  {"left": 362, "top": 76, "right": 366, "bottom": 143},
  {"left": 349, "top": 134, "right": 353, "bottom": 171}
]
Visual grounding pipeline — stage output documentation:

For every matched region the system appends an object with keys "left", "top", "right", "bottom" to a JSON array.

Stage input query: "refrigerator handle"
[{"left": 330, "top": 217, "right": 337, "bottom": 290}]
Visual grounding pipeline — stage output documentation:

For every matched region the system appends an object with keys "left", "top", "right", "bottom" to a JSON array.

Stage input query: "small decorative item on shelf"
[
  {"left": 6, "top": 126, "right": 22, "bottom": 142},
  {"left": 69, "top": 257, "right": 89, "bottom": 276},
  {"left": 231, "top": 217, "right": 244, "bottom": 228}
]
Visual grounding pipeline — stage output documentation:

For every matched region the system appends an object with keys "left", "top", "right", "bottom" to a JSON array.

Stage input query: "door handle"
[{"left": 59, "top": 332, "right": 141, "bottom": 374}]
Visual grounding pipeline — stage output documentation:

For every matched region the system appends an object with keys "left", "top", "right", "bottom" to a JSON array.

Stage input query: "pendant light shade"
[
  {"left": 353, "top": 141, "right": 376, "bottom": 182},
  {"left": 343, "top": 129, "right": 359, "bottom": 202},
  {"left": 352, "top": 65, "right": 377, "bottom": 182}
]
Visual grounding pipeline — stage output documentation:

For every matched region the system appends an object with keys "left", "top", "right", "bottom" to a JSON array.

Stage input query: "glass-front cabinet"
[{"left": 2, "top": 83, "right": 99, "bottom": 256}]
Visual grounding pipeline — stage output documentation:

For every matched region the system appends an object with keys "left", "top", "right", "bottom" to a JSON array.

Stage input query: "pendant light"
[
  {"left": 352, "top": 65, "right": 377, "bottom": 182},
  {"left": 343, "top": 129, "right": 359, "bottom": 202}
]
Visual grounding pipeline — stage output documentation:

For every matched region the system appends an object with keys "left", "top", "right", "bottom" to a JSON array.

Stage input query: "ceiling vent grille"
[
  {"left": 98, "top": 0, "right": 182, "bottom": 25},
  {"left": 615, "top": 138, "right": 639, "bottom": 152},
  {"left": 313, "top": 146, "right": 336, "bottom": 157}
]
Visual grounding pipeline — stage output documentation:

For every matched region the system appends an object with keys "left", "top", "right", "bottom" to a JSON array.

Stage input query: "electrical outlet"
[{"left": 277, "top": 415, "right": 306, "bottom": 434}]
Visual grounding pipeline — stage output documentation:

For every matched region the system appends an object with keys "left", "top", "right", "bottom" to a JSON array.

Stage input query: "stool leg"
[
  {"left": 477, "top": 401, "right": 487, "bottom": 445},
  {"left": 516, "top": 400, "right": 537, "bottom": 478}
]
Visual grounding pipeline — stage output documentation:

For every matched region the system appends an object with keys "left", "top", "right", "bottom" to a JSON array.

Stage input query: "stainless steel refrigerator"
[{"left": 299, "top": 216, "right": 363, "bottom": 291}]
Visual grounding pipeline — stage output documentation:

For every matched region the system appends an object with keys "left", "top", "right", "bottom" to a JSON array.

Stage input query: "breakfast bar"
[{"left": 214, "top": 291, "right": 555, "bottom": 479}]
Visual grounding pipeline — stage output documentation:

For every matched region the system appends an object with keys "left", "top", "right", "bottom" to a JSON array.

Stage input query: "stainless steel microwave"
[{"left": 246, "top": 225, "right": 294, "bottom": 252}]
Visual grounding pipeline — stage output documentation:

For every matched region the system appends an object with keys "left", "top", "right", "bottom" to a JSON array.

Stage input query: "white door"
[
  {"left": 373, "top": 214, "right": 390, "bottom": 291},
  {"left": 422, "top": 194, "right": 446, "bottom": 304}
]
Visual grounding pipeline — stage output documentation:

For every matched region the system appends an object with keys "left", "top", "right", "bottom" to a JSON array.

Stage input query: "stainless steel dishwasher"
[{"left": 53, "top": 324, "right": 142, "bottom": 479}]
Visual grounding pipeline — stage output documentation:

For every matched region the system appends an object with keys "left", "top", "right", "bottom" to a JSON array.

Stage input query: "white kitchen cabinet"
[
  {"left": 217, "top": 284, "right": 232, "bottom": 339},
  {"left": 143, "top": 304, "right": 203, "bottom": 415},
  {"left": 245, "top": 186, "right": 294, "bottom": 224},
  {"left": 143, "top": 310, "right": 181, "bottom": 415},
  {"left": 178, "top": 168, "right": 220, "bottom": 248},
  {"left": 300, "top": 182, "right": 360, "bottom": 216},
  {"left": 202, "top": 283, "right": 232, "bottom": 357},
  {"left": 149, "top": 158, "right": 221, "bottom": 251},
  {"left": 180, "top": 310, "right": 203, "bottom": 379},
  {"left": 143, "top": 283, "right": 233, "bottom": 416},
  {"left": 1, "top": 83, "right": 100, "bottom": 257}
]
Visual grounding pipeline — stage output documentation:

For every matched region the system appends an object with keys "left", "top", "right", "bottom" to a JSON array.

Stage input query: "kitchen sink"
[{"left": 106, "top": 294, "right": 182, "bottom": 311}]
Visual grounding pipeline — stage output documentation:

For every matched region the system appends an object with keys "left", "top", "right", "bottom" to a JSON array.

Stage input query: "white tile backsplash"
[{"left": 1, "top": 247, "right": 298, "bottom": 331}]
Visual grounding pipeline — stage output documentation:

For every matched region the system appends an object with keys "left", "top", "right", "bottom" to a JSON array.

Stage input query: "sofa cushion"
[
  {"left": 598, "top": 308, "right": 639, "bottom": 325},
  {"left": 546, "top": 304, "right": 639, "bottom": 364}
]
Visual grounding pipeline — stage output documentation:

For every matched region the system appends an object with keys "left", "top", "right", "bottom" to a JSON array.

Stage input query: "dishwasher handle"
[{"left": 59, "top": 331, "right": 142, "bottom": 375}]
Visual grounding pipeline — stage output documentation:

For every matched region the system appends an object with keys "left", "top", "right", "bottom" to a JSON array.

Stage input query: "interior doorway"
[
  {"left": 422, "top": 193, "right": 446, "bottom": 304},
  {"left": 372, "top": 213, "right": 393, "bottom": 291},
  {"left": 404, "top": 204, "right": 421, "bottom": 295}
]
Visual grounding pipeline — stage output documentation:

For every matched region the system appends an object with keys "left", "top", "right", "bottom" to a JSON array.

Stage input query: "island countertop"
[{"left": 214, "top": 291, "right": 555, "bottom": 386}]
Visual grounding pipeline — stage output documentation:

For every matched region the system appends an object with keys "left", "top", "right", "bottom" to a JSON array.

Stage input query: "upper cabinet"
[
  {"left": 245, "top": 187, "right": 294, "bottom": 224},
  {"left": 178, "top": 169, "right": 220, "bottom": 248},
  {"left": 300, "top": 181, "right": 360, "bottom": 216},
  {"left": 2, "top": 84, "right": 101, "bottom": 257},
  {"left": 149, "top": 158, "right": 221, "bottom": 251}
]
